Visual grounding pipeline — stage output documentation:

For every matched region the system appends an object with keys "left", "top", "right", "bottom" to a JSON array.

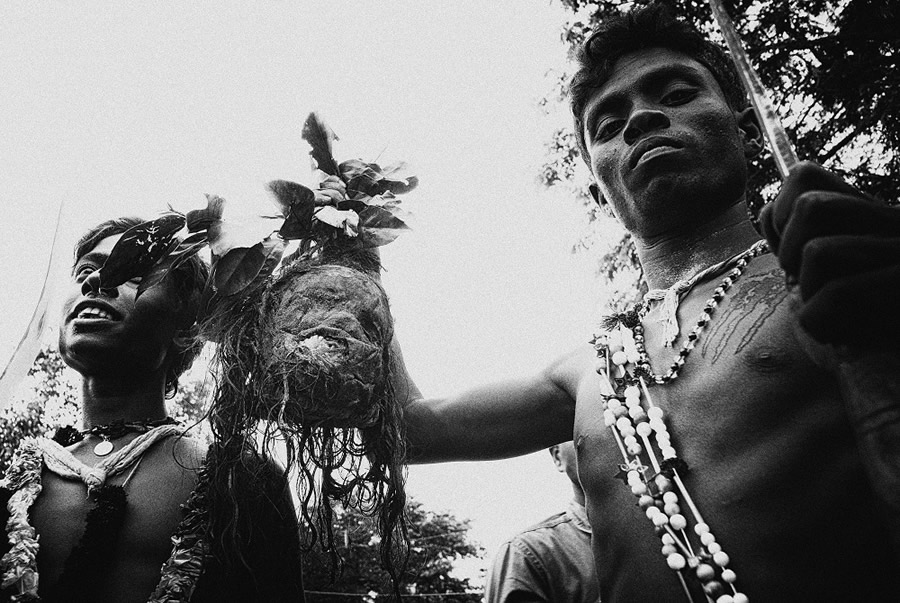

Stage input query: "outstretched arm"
[{"left": 391, "top": 340, "right": 582, "bottom": 463}]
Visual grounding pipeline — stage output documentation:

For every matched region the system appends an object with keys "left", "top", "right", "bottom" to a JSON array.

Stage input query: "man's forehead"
[
  {"left": 75, "top": 233, "right": 122, "bottom": 264},
  {"left": 600, "top": 47, "right": 713, "bottom": 96}
]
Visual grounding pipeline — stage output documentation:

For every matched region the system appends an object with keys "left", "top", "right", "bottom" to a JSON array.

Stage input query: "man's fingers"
[
  {"left": 319, "top": 175, "right": 346, "bottom": 191},
  {"left": 315, "top": 189, "right": 346, "bottom": 205},
  {"left": 799, "top": 264, "right": 900, "bottom": 346},
  {"left": 315, "top": 175, "right": 348, "bottom": 205},
  {"left": 797, "top": 235, "right": 900, "bottom": 302},
  {"left": 760, "top": 161, "right": 862, "bottom": 252},
  {"left": 776, "top": 192, "right": 900, "bottom": 277}
]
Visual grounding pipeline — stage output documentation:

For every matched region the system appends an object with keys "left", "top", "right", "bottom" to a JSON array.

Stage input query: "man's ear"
[
  {"left": 589, "top": 183, "right": 602, "bottom": 205},
  {"left": 171, "top": 325, "right": 199, "bottom": 354},
  {"left": 549, "top": 446, "right": 567, "bottom": 473},
  {"left": 736, "top": 106, "right": 764, "bottom": 159},
  {"left": 589, "top": 183, "right": 616, "bottom": 219}
]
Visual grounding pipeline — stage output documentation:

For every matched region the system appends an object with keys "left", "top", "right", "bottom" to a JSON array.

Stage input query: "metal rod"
[{"left": 707, "top": 0, "right": 799, "bottom": 178}]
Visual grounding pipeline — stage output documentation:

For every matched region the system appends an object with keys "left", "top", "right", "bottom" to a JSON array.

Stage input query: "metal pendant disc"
[{"left": 93, "top": 440, "right": 114, "bottom": 456}]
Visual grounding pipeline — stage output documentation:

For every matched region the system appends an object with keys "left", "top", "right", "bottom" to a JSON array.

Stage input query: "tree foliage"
[
  {"left": 0, "top": 348, "right": 79, "bottom": 473},
  {"left": 303, "top": 498, "right": 484, "bottom": 602},
  {"left": 542, "top": 0, "right": 899, "bottom": 303}
]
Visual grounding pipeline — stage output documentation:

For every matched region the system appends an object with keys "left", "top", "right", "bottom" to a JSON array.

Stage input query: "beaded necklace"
[
  {"left": 0, "top": 426, "right": 211, "bottom": 603},
  {"left": 81, "top": 416, "right": 179, "bottom": 457},
  {"left": 592, "top": 240, "right": 768, "bottom": 603}
]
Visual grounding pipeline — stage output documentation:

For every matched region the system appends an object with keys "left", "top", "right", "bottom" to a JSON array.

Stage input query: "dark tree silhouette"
[{"left": 303, "top": 498, "right": 484, "bottom": 602}]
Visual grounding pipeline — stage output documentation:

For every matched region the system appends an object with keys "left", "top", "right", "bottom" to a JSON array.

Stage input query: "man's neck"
[
  {"left": 633, "top": 204, "right": 762, "bottom": 291},
  {"left": 572, "top": 483, "right": 586, "bottom": 507},
  {"left": 80, "top": 374, "right": 169, "bottom": 428}
]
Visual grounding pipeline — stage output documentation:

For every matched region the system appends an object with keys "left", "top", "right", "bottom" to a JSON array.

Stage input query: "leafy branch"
[{"left": 84, "top": 112, "right": 418, "bottom": 312}]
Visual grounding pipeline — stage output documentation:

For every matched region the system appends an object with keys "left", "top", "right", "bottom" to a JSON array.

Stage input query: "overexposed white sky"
[{"left": 0, "top": 1, "right": 604, "bottom": 581}]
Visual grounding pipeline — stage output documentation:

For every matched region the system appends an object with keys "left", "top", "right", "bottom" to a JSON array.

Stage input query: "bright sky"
[{"left": 0, "top": 1, "right": 604, "bottom": 583}]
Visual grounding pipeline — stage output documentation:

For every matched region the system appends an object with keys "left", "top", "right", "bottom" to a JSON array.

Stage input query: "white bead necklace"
[{"left": 591, "top": 240, "right": 769, "bottom": 603}]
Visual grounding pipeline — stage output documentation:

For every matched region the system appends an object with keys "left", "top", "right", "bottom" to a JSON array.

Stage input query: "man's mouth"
[
  {"left": 630, "top": 137, "right": 683, "bottom": 169},
  {"left": 77, "top": 307, "right": 115, "bottom": 320},
  {"left": 72, "top": 302, "right": 120, "bottom": 322},
  {"left": 636, "top": 145, "right": 678, "bottom": 164}
]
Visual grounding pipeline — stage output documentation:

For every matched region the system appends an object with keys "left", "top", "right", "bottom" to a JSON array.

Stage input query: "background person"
[{"left": 485, "top": 441, "right": 600, "bottom": 603}]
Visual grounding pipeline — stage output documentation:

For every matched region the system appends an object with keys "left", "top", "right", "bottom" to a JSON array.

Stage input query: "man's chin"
[{"left": 59, "top": 332, "right": 125, "bottom": 372}]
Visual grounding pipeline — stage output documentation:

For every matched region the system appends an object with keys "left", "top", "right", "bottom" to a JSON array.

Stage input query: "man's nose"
[
  {"left": 81, "top": 271, "right": 119, "bottom": 298},
  {"left": 623, "top": 109, "right": 670, "bottom": 145}
]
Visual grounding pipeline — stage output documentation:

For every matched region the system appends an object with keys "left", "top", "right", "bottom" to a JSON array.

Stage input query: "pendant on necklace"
[{"left": 93, "top": 439, "right": 114, "bottom": 456}]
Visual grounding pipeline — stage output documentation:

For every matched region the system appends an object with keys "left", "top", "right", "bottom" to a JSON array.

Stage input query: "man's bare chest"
[{"left": 30, "top": 445, "right": 200, "bottom": 591}]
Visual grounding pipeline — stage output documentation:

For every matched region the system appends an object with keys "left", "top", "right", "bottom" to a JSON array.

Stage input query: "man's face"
[
  {"left": 581, "top": 47, "right": 751, "bottom": 239},
  {"left": 59, "top": 234, "right": 190, "bottom": 381},
  {"left": 551, "top": 441, "right": 580, "bottom": 485}
]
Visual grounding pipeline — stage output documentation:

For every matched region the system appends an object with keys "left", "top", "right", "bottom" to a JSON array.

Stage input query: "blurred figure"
[{"left": 485, "top": 441, "right": 600, "bottom": 602}]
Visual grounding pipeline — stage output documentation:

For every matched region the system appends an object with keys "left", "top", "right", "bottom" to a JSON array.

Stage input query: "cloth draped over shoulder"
[{"left": 0, "top": 437, "right": 305, "bottom": 603}]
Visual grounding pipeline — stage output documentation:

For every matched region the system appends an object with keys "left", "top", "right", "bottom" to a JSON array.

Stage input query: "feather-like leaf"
[
  {"left": 211, "top": 236, "right": 285, "bottom": 298},
  {"left": 356, "top": 205, "right": 409, "bottom": 248},
  {"left": 301, "top": 112, "right": 340, "bottom": 177},
  {"left": 94, "top": 213, "right": 186, "bottom": 291},
  {"left": 268, "top": 180, "right": 316, "bottom": 239},
  {"left": 186, "top": 194, "right": 225, "bottom": 233},
  {"left": 379, "top": 161, "right": 419, "bottom": 194}
]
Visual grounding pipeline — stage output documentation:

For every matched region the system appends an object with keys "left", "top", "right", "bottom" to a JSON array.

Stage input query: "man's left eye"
[{"left": 662, "top": 88, "right": 697, "bottom": 105}]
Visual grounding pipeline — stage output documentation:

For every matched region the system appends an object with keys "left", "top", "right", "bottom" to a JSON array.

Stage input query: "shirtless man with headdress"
[
  {"left": 0, "top": 113, "right": 418, "bottom": 600},
  {"left": 0, "top": 217, "right": 305, "bottom": 602},
  {"left": 395, "top": 4, "right": 900, "bottom": 601}
]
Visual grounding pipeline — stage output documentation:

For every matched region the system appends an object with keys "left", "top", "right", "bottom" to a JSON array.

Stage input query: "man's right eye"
[
  {"left": 596, "top": 119, "right": 625, "bottom": 142},
  {"left": 74, "top": 265, "right": 96, "bottom": 282}
]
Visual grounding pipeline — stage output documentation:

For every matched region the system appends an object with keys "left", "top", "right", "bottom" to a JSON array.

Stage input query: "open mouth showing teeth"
[{"left": 77, "top": 307, "right": 115, "bottom": 320}]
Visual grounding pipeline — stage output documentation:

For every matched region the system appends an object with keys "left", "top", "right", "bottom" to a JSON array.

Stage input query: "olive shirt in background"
[{"left": 486, "top": 500, "right": 600, "bottom": 602}]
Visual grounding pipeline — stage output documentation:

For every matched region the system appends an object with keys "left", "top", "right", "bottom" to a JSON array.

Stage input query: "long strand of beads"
[
  {"left": 595, "top": 369, "right": 750, "bottom": 602},
  {"left": 590, "top": 241, "right": 768, "bottom": 602}
]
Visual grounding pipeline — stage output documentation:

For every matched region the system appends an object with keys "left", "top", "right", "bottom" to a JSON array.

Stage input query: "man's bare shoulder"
[
  {"left": 544, "top": 344, "right": 601, "bottom": 400},
  {"left": 168, "top": 431, "right": 210, "bottom": 472}
]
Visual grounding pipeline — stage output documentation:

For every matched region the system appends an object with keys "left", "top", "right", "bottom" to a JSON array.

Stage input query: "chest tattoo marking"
[{"left": 701, "top": 270, "right": 787, "bottom": 363}]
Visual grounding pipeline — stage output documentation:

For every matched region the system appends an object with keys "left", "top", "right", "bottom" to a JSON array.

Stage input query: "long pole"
[
  {"left": 0, "top": 202, "right": 65, "bottom": 408},
  {"left": 707, "top": 0, "right": 799, "bottom": 178}
]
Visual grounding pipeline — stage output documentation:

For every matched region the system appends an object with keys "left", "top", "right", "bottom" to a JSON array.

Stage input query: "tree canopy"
[
  {"left": 303, "top": 498, "right": 484, "bottom": 602},
  {"left": 542, "top": 0, "right": 898, "bottom": 303}
]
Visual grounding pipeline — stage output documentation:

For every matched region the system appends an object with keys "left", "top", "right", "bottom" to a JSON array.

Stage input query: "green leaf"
[
  {"left": 301, "top": 112, "right": 340, "bottom": 177},
  {"left": 339, "top": 159, "right": 418, "bottom": 198},
  {"left": 379, "top": 161, "right": 419, "bottom": 194},
  {"left": 186, "top": 194, "right": 225, "bottom": 233},
  {"left": 134, "top": 237, "right": 208, "bottom": 299},
  {"left": 268, "top": 180, "right": 316, "bottom": 239},
  {"left": 314, "top": 206, "right": 360, "bottom": 237},
  {"left": 340, "top": 160, "right": 383, "bottom": 198},
  {"left": 93, "top": 213, "right": 186, "bottom": 291},
  {"left": 207, "top": 217, "right": 280, "bottom": 258},
  {"left": 210, "top": 236, "right": 285, "bottom": 298},
  {"left": 177, "top": 231, "right": 209, "bottom": 248},
  {"left": 357, "top": 205, "right": 409, "bottom": 248},
  {"left": 135, "top": 255, "right": 174, "bottom": 298}
]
